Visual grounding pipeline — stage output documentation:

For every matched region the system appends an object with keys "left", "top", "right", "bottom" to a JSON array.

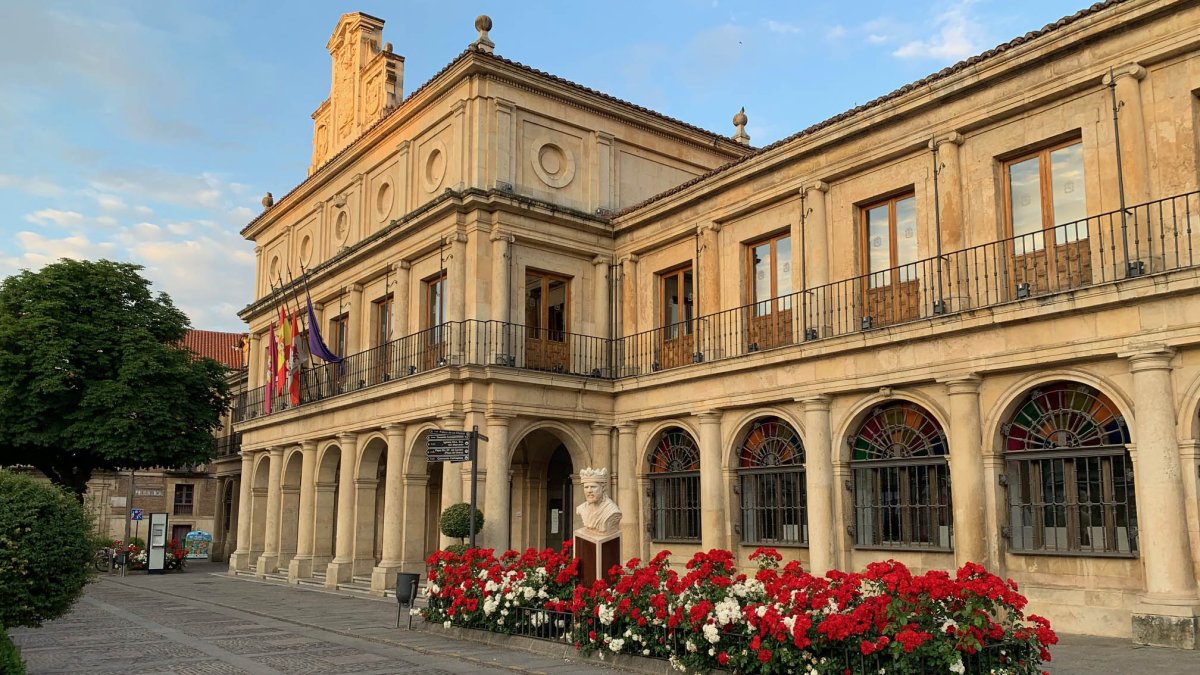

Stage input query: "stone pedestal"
[{"left": 575, "top": 529, "right": 621, "bottom": 586}]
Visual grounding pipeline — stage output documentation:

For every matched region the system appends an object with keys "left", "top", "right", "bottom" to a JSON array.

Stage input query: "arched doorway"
[
  {"left": 354, "top": 436, "right": 388, "bottom": 576},
  {"left": 312, "top": 444, "right": 343, "bottom": 573},
  {"left": 510, "top": 428, "right": 576, "bottom": 550},
  {"left": 278, "top": 450, "right": 303, "bottom": 570}
]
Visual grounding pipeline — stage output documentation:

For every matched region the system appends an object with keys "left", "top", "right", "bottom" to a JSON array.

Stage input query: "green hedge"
[
  {"left": 0, "top": 626, "right": 24, "bottom": 674},
  {"left": 439, "top": 503, "right": 484, "bottom": 540},
  {"left": 0, "top": 470, "right": 93, "bottom": 629}
]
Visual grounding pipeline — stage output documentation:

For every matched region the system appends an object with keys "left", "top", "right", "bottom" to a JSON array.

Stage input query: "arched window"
[
  {"left": 850, "top": 402, "right": 952, "bottom": 549},
  {"left": 648, "top": 427, "right": 701, "bottom": 542},
  {"left": 1003, "top": 382, "right": 1135, "bottom": 555},
  {"left": 738, "top": 417, "right": 806, "bottom": 545}
]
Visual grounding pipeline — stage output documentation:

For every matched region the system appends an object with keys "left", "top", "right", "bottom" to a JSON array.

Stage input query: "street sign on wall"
[
  {"left": 426, "top": 430, "right": 472, "bottom": 463},
  {"left": 130, "top": 508, "right": 145, "bottom": 521}
]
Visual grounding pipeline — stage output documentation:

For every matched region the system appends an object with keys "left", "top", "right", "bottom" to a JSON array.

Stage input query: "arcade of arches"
[{"left": 228, "top": 349, "right": 1200, "bottom": 639}]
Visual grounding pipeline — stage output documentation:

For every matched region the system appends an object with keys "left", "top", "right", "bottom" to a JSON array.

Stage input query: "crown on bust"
[{"left": 579, "top": 467, "right": 609, "bottom": 482}]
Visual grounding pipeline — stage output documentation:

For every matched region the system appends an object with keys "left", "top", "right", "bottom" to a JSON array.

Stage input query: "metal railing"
[
  {"left": 233, "top": 192, "right": 1199, "bottom": 422},
  {"left": 214, "top": 432, "right": 242, "bottom": 457}
]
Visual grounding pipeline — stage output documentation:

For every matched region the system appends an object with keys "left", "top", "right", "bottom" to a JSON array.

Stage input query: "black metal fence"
[
  {"left": 233, "top": 192, "right": 1199, "bottom": 421},
  {"left": 214, "top": 432, "right": 242, "bottom": 457}
]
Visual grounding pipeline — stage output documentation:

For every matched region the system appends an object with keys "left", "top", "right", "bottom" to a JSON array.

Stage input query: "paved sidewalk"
[{"left": 11, "top": 562, "right": 1200, "bottom": 674}]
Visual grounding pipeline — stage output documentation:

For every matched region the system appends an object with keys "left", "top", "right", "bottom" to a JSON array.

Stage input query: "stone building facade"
[{"left": 227, "top": 1, "right": 1200, "bottom": 648}]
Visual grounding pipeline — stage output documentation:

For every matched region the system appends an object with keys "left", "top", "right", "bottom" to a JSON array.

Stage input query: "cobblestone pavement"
[{"left": 10, "top": 562, "right": 1200, "bottom": 674}]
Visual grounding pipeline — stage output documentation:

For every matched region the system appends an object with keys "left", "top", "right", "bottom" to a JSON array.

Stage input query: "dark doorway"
[{"left": 544, "top": 444, "right": 573, "bottom": 548}]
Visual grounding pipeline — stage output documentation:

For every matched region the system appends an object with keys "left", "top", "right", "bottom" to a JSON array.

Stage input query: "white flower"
[
  {"left": 703, "top": 623, "right": 720, "bottom": 644},
  {"left": 443, "top": 620, "right": 451, "bottom": 628},
  {"left": 643, "top": 649, "right": 651, "bottom": 656},
  {"left": 610, "top": 638, "right": 625, "bottom": 652},
  {"left": 949, "top": 658, "right": 966, "bottom": 674}
]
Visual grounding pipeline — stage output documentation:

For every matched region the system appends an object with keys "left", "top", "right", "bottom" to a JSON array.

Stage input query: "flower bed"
[{"left": 423, "top": 544, "right": 1056, "bottom": 674}]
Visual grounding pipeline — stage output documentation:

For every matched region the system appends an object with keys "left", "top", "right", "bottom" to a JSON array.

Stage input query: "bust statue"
[{"left": 575, "top": 467, "right": 622, "bottom": 536}]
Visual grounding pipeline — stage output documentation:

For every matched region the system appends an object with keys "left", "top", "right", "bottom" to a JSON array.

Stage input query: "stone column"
[
  {"left": 256, "top": 447, "right": 284, "bottom": 577},
  {"left": 491, "top": 232, "right": 513, "bottom": 324},
  {"left": 346, "top": 283, "right": 364, "bottom": 354},
  {"left": 439, "top": 414, "right": 465, "bottom": 548},
  {"left": 247, "top": 333, "right": 261, "bottom": 390},
  {"left": 229, "top": 451, "right": 255, "bottom": 571},
  {"left": 1123, "top": 347, "right": 1200, "bottom": 648},
  {"left": 392, "top": 261, "right": 410, "bottom": 337},
  {"left": 802, "top": 182, "right": 830, "bottom": 289},
  {"left": 593, "top": 255, "right": 611, "bottom": 342},
  {"left": 697, "top": 223, "right": 722, "bottom": 359},
  {"left": 448, "top": 232, "right": 467, "bottom": 362},
  {"left": 801, "top": 396, "right": 836, "bottom": 575},
  {"left": 325, "top": 432, "right": 358, "bottom": 588},
  {"left": 1102, "top": 64, "right": 1150, "bottom": 206},
  {"left": 371, "top": 424, "right": 406, "bottom": 594},
  {"left": 942, "top": 375, "right": 988, "bottom": 568},
  {"left": 616, "top": 423, "right": 640, "bottom": 557},
  {"left": 288, "top": 440, "right": 318, "bottom": 582},
  {"left": 931, "top": 134, "right": 965, "bottom": 311},
  {"left": 697, "top": 411, "right": 728, "bottom": 551},
  {"left": 620, "top": 255, "right": 639, "bottom": 376},
  {"left": 484, "top": 414, "right": 513, "bottom": 550},
  {"left": 351, "top": 475, "right": 378, "bottom": 577}
]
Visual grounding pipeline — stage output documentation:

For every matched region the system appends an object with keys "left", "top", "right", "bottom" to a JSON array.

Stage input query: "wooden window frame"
[
  {"left": 1001, "top": 138, "right": 1086, "bottom": 245},
  {"left": 860, "top": 192, "right": 917, "bottom": 286},
  {"left": 328, "top": 313, "right": 349, "bottom": 358},
  {"left": 523, "top": 268, "right": 571, "bottom": 337},
  {"left": 422, "top": 272, "right": 447, "bottom": 331},
  {"left": 745, "top": 231, "right": 792, "bottom": 310},
  {"left": 173, "top": 483, "right": 194, "bottom": 516},
  {"left": 658, "top": 263, "right": 694, "bottom": 335},
  {"left": 372, "top": 294, "right": 393, "bottom": 347}
]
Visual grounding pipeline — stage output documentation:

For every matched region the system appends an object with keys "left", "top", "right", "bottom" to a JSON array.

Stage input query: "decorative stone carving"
[
  {"left": 423, "top": 140, "right": 448, "bottom": 192},
  {"left": 262, "top": 192, "right": 274, "bottom": 209},
  {"left": 575, "top": 467, "right": 622, "bottom": 536},
  {"left": 334, "top": 211, "right": 350, "bottom": 244},
  {"left": 732, "top": 107, "right": 750, "bottom": 145},
  {"left": 298, "top": 235, "right": 313, "bottom": 266},
  {"left": 531, "top": 141, "right": 576, "bottom": 188},
  {"left": 375, "top": 180, "right": 394, "bottom": 221},
  {"left": 472, "top": 15, "right": 494, "bottom": 54}
]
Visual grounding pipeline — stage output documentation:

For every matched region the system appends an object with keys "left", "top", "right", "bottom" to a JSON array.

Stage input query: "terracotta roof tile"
[
  {"left": 180, "top": 329, "right": 247, "bottom": 370},
  {"left": 613, "top": 0, "right": 1129, "bottom": 218}
]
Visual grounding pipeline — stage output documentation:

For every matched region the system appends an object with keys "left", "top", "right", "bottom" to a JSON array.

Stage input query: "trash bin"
[{"left": 396, "top": 572, "right": 420, "bottom": 629}]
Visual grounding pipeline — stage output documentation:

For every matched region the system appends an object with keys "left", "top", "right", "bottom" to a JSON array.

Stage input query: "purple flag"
[{"left": 306, "top": 292, "right": 343, "bottom": 364}]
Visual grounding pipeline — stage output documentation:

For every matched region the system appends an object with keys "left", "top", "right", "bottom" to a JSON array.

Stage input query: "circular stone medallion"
[{"left": 530, "top": 141, "right": 576, "bottom": 188}]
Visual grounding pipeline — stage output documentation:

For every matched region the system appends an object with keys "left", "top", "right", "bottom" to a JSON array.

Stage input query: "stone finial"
[
  {"left": 383, "top": 41, "right": 393, "bottom": 53},
  {"left": 732, "top": 107, "right": 750, "bottom": 146},
  {"left": 473, "top": 15, "right": 494, "bottom": 54},
  {"left": 261, "top": 192, "right": 274, "bottom": 209}
]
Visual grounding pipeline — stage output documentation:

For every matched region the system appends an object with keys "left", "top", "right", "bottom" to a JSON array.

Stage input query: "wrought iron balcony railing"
[
  {"left": 232, "top": 191, "right": 1198, "bottom": 422},
  {"left": 214, "top": 432, "right": 242, "bottom": 457}
]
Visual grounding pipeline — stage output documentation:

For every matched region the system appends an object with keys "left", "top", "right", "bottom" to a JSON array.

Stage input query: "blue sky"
[{"left": 0, "top": 0, "right": 1091, "bottom": 332}]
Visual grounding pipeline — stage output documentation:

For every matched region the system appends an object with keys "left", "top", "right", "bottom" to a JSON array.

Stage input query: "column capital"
[
  {"left": 335, "top": 431, "right": 359, "bottom": 446},
  {"left": 797, "top": 395, "right": 832, "bottom": 412},
  {"left": 616, "top": 422, "right": 638, "bottom": 434},
  {"left": 301, "top": 439, "right": 318, "bottom": 452},
  {"left": 801, "top": 180, "right": 829, "bottom": 195},
  {"left": 345, "top": 283, "right": 363, "bottom": 294},
  {"left": 1101, "top": 62, "right": 1146, "bottom": 85},
  {"left": 395, "top": 259, "right": 411, "bottom": 271},
  {"left": 354, "top": 478, "right": 377, "bottom": 489},
  {"left": 696, "top": 221, "right": 722, "bottom": 236},
  {"left": 1121, "top": 345, "right": 1175, "bottom": 372},
  {"left": 485, "top": 412, "right": 515, "bottom": 424},
  {"left": 590, "top": 421, "right": 614, "bottom": 433},
  {"left": 697, "top": 410, "right": 723, "bottom": 423},
  {"left": 449, "top": 230, "right": 469, "bottom": 244},
  {"left": 489, "top": 229, "right": 514, "bottom": 243},
  {"left": 620, "top": 254, "right": 639, "bottom": 265},
  {"left": 939, "top": 374, "right": 982, "bottom": 394},
  {"left": 929, "top": 132, "right": 964, "bottom": 150},
  {"left": 266, "top": 446, "right": 284, "bottom": 457},
  {"left": 591, "top": 254, "right": 612, "bottom": 266}
]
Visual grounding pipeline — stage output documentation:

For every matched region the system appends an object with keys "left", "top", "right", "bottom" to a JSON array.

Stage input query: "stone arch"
[
  {"left": 315, "top": 440, "right": 343, "bottom": 483},
  {"left": 356, "top": 433, "right": 389, "bottom": 481},
  {"left": 278, "top": 447, "right": 304, "bottom": 568},
  {"left": 312, "top": 440, "right": 345, "bottom": 572},
  {"left": 251, "top": 450, "right": 272, "bottom": 488},
  {"left": 403, "top": 422, "right": 442, "bottom": 476},
  {"left": 834, "top": 389, "right": 951, "bottom": 464},
  {"left": 723, "top": 406, "right": 807, "bottom": 469},
  {"left": 1174, "top": 370, "right": 1200, "bottom": 441},
  {"left": 983, "top": 369, "right": 1135, "bottom": 454},
  {"left": 401, "top": 422, "right": 443, "bottom": 566},
  {"left": 281, "top": 446, "right": 304, "bottom": 488},
  {"left": 510, "top": 419, "right": 590, "bottom": 469},
  {"left": 353, "top": 434, "right": 389, "bottom": 570},
  {"left": 639, "top": 418, "right": 701, "bottom": 474}
]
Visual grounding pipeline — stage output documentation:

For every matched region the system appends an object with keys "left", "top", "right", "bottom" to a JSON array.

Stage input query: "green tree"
[
  {"left": 0, "top": 259, "right": 231, "bottom": 495},
  {"left": 0, "top": 469, "right": 93, "bottom": 631},
  {"left": 439, "top": 502, "right": 485, "bottom": 541}
]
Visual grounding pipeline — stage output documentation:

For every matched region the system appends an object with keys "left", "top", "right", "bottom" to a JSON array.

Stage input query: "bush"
[
  {"left": 128, "top": 537, "right": 145, "bottom": 550},
  {"left": 439, "top": 503, "right": 484, "bottom": 540},
  {"left": 444, "top": 543, "right": 469, "bottom": 556},
  {"left": 0, "top": 470, "right": 93, "bottom": 629},
  {"left": 0, "top": 627, "right": 23, "bottom": 674}
]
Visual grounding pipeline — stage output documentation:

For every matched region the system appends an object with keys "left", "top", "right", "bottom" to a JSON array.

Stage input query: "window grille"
[
  {"left": 648, "top": 427, "right": 701, "bottom": 542},
  {"left": 851, "top": 402, "right": 952, "bottom": 550},
  {"left": 738, "top": 417, "right": 807, "bottom": 545},
  {"left": 1003, "top": 382, "right": 1136, "bottom": 555}
]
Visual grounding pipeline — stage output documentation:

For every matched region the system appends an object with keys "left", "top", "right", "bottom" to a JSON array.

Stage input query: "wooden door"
[{"left": 524, "top": 271, "right": 570, "bottom": 371}]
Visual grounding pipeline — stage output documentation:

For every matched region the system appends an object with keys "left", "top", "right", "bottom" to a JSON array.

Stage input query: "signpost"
[
  {"left": 426, "top": 426, "right": 488, "bottom": 548},
  {"left": 130, "top": 508, "right": 144, "bottom": 546}
]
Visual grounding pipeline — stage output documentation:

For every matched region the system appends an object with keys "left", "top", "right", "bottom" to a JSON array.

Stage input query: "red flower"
[
  {"left": 757, "top": 648, "right": 772, "bottom": 663},
  {"left": 717, "top": 651, "right": 729, "bottom": 666}
]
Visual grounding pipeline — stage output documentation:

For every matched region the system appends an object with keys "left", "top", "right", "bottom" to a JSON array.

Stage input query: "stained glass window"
[
  {"left": 648, "top": 427, "right": 700, "bottom": 542},
  {"left": 1003, "top": 382, "right": 1136, "bottom": 556},
  {"left": 739, "top": 417, "right": 807, "bottom": 545},
  {"left": 850, "top": 402, "right": 952, "bottom": 549}
]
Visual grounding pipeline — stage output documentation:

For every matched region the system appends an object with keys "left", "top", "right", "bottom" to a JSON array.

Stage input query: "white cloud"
[
  {"left": 24, "top": 208, "right": 85, "bottom": 227},
  {"left": 893, "top": 1, "right": 986, "bottom": 60},
  {"left": 866, "top": 33, "right": 890, "bottom": 45},
  {"left": 766, "top": 20, "right": 802, "bottom": 35},
  {"left": 95, "top": 194, "right": 127, "bottom": 211},
  {"left": 826, "top": 25, "right": 847, "bottom": 41},
  {"left": 3, "top": 231, "right": 118, "bottom": 271},
  {"left": 0, "top": 174, "right": 66, "bottom": 197}
]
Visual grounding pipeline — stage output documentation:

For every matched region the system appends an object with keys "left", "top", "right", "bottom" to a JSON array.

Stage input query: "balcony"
[
  {"left": 232, "top": 191, "right": 1199, "bottom": 422},
  {"left": 214, "top": 432, "right": 243, "bottom": 457}
]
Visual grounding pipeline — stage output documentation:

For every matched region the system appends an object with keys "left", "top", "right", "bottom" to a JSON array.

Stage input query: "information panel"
[{"left": 426, "top": 430, "right": 472, "bottom": 463}]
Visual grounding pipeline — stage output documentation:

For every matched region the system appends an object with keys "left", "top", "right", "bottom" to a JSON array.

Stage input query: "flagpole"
[{"left": 284, "top": 265, "right": 316, "bottom": 403}]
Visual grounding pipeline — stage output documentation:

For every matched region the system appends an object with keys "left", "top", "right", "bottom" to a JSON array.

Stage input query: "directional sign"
[
  {"left": 130, "top": 508, "right": 145, "bottom": 521},
  {"left": 426, "top": 430, "right": 472, "bottom": 463}
]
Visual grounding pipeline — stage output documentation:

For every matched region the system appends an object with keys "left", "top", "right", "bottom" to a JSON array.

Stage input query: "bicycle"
[{"left": 94, "top": 546, "right": 129, "bottom": 575}]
